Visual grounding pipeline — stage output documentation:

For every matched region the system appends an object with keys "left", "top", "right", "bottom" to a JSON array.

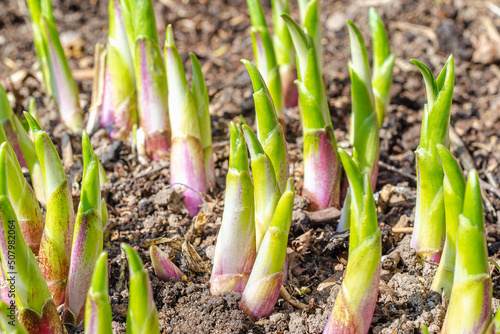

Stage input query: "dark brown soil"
[{"left": 1, "top": 0, "right": 500, "bottom": 333}]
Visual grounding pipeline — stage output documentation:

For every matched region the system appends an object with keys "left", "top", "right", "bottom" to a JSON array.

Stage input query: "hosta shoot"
[
  {"left": 411, "top": 55, "right": 454, "bottom": 263},
  {"left": 0, "top": 146, "right": 61, "bottom": 333},
  {"left": 26, "top": 0, "right": 83, "bottom": 133},
  {"left": 85, "top": 252, "right": 113, "bottom": 334},
  {"left": 63, "top": 132, "right": 103, "bottom": 325},
  {"left": 164, "top": 25, "right": 206, "bottom": 216},
  {"left": 242, "top": 60, "right": 289, "bottom": 193},
  {"left": 150, "top": 245, "right": 183, "bottom": 281},
  {"left": 297, "top": 0, "right": 322, "bottom": 72},
  {"left": 239, "top": 179, "right": 294, "bottom": 320},
  {"left": 101, "top": 0, "right": 137, "bottom": 141},
  {"left": 25, "top": 111, "right": 75, "bottom": 306},
  {"left": 441, "top": 169, "right": 491, "bottom": 333},
  {"left": 121, "top": 243, "right": 160, "bottom": 334},
  {"left": 133, "top": 0, "right": 170, "bottom": 160},
  {"left": 430, "top": 144, "right": 465, "bottom": 297},
  {"left": 211, "top": 123, "right": 256, "bottom": 295},
  {"left": 323, "top": 148, "right": 381, "bottom": 334},
  {"left": 283, "top": 14, "right": 341, "bottom": 211}
]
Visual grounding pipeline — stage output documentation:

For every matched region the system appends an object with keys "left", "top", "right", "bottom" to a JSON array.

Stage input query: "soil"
[{"left": 1, "top": 0, "right": 500, "bottom": 333}]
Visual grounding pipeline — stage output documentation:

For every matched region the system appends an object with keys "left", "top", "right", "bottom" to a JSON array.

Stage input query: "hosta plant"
[
  {"left": 164, "top": 25, "right": 206, "bottom": 216},
  {"left": 411, "top": 55, "right": 455, "bottom": 263},
  {"left": 150, "top": 245, "right": 183, "bottom": 281},
  {"left": 85, "top": 252, "right": 112, "bottom": 334},
  {"left": 239, "top": 178, "right": 294, "bottom": 320},
  {"left": 26, "top": 0, "right": 83, "bottom": 132},
  {"left": 283, "top": 14, "right": 341, "bottom": 211},
  {"left": 441, "top": 169, "right": 492, "bottom": 333},
  {"left": 211, "top": 123, "right": 256, "bottom": 295},
  {"left": 323, "top": 148, "right": 381, "bottom": 334}
]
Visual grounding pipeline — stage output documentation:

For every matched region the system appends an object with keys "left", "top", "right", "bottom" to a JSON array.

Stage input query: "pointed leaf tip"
[
  {"left": 165, "top": 24, "right": 174, "bottom": 46},
  {"left": 121, "top": 243, "right": 145, "bottom": 277},
  {"left": 24, "top": 110, "right": 42, "bottom": 132},
  {"left": 242, "top": 124, "right": 264, "bottom": 157}
]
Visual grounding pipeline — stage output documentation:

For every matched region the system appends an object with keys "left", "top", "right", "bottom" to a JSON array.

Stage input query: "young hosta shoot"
[
  {"left": 297, "top": 0, "right": 322, "bottom": 72},
  {"left": 85, "top": 252, "right": 113, "bottom": 334},
  {"left": 150, "top": 245, "right": 183, "bottom": 281},
  {"left": 323, "top": 149, "right": 381, "bottom": 334},
  {"left": 246, "top": 0, "right": 284, "bottom": 122},
  {"left": 369, "top": 8, "right": 395, "bottom": 127},
  {"left": 63, "top": 132, "right": 103, "bottom": 325},
  {"left": 0, "top": 300, "right": 29, "bottom": 334},
  {"left": 283, "top": 15, "right": 341, "bottom": 211},
  {"left": 121, "top": 243, "right": 160, "bottom": 334},
  {"left": 134, "top": 0, "right": 170, "bottom": 160},
  {"left": 346, "top": 20, "right": 379, "bottom": 189},
  {"left": 430, "top": 144, "right": 465, "bottom": 297},
  {"left": 0, "top": 141, "right": 44, "bottom": 255},
  {"left": 101, "top": 0, "right": 137, "bottom": 141},
  {"left": 442, "top": 169, "right": 492, "bottom": 333},
  {"left": 0, "top": 89, "right": 46, "bottom": 206},
  {"left": 239, "top": 179, "right": 294, "bottom": 320},
  {"left": 190, "top": 53, "right": 215, "bottom": 188},
  {"left": 211, "top": 123, "right": 256, "bottom": 295},
  {"left": 270, "top": 0, "right": 297, "bottom": 107},
  {"left": 165, "top": 25, "right": 206, "bottom": 216},
  {"left": 25, "top": 112, "right": 75, "bottom": 306},
  {"left": 411, "top": 56, "right": 454, "bottom": 263},
  {"left": 0, "top": 147, "right": 61, "bottom": 333},
  {"left": 242, "top": 60, "right": 289, "bottom": 193},
  {"left": 26, "top": 0, "right": 83, "bottom": 133},
  {"left": 242, "top": 125, "right": 281, "bottom": 251}
]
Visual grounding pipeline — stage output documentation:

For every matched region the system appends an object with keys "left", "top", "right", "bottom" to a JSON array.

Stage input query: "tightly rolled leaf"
[
  {"left": 63, "top": 132, "right": 103, "bottom": 325},
  {"left": 411, "top": 55, "right": 454, "bottom": 263},
  {"left": 430, "top": 144, "right": 465, "bottom": 297},
  {"left": 85, "top": 252, "right": 112, "bottom": 334},
  {"left": 133, "top": 0, "right": 170, "bottom": 160},
  {"left": 150, "top": 245, "right": 183, "bottom": 281},
  {"left": 0, "top": 86, "right": 26, "bottom": 168},
  {"left": 165, "top": 25, "right": 207, "bottom": 216},
  {"left": 441, "top": 169, "right": 491, "bottom": 333},
  {"left": 242, "top": 125, "right": 281, "bottom": 251},
  {"left": 283, "top": 15, "right": 341, "bottom": 210},
  {"left": 0, "top": 146, "right": 61, "bottom": 333},
  {"left": 270, "top": 0, "right": 297, "bottom": 107},
  {"left": 239, "top": 179, "right": 294, "bottom": 320},
  {"left": 25, "top": 112, "right": 75, "bottom": 306},
  {"left": 190, "top": 53, "right": 215, "bottom": 188},
  {"left": 297, "top": 0, "right": 322, "bottom": 72},
  {"left": 0, "top": 142, "right": 44, "bottom": 255},
  {"left": 242, "top": 60, "right": 289, "bottom": 193},
  {"left": 26, "top": 0, "right": 83, "bottom": 133},
  {"left": 121, "top": 243, "right": 160, "bottom": 334},
  {"left": 101, "top": 0, "right": 137, "bottom": 141},
  {"left": 246, "top": 0, "right": 284, "bottom": 122},
  {"left": 369, "top": 7, "right": 395, "bottom": 127},
  {"left": 25, "top": 101, "right": 46, "bottom": 206},
  {"left": 211, "top": 123, "right": 256, "bottom": 295},
  {"left": 323, "top": 149, "right": 381, "bottom": 334}
]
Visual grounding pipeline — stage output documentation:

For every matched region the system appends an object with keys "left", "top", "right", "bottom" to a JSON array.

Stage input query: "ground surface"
[{"left": 1, "top": 0, "right": 500, "bottom": 333}]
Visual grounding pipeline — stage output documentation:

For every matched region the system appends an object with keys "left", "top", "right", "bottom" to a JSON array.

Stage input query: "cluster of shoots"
[
  {"left": 211, "top": 61, "right": 294, "bottom": 320},
  {"left": 101, "top": 0, "right": 216, "bottom": 213},
  {"left": 26, "top": 0, "right": 83, "bottom": 133},
  {"left": 0, "top": 111, "right": 107, "bottom": 331}
]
